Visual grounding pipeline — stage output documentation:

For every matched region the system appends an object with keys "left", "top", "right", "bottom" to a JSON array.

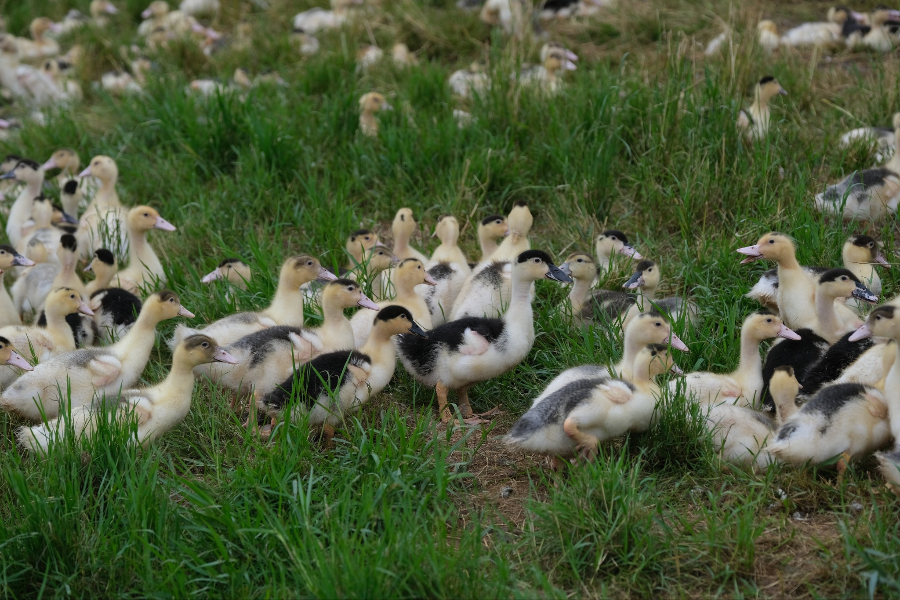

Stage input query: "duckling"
[
  {"left": 839, "top": 112, "right": 900, "bottom": 163},
  {"left": 18, "top": 335, "right": 236, "bottom": 453},
  {"left": 16, "top": 195, "right": 65, "bottom": 260},
  {"left": 356, "top": 45, "right": 384, "bottom": 73},
  {"left": 345, "top": 229, "right": 382, "bottom": 271},
  {"left": 41, "top": 148, "right": 93, "bottom": 202},
  {"left": 398, "top": 250, "right": 572, "bottom": 423},
  {"left": 15, "top": 18, "right": 62, "bottom": 62},
  {"left": 391, "top": 43, "right": 417, "bottom": 68},
  {"left": 0, "top": 35, "right": 37, "bottom": 101},
  {"left": 619, "top": 260, "right": 699, "bottom": 330},
  {"left": 85, "top": 249, "right": 143, "bottom": 343},
  {"left": 516, "top": 47, "right": 577, "bottom": 95},
  {"left": 39, "top": 58, "right": 81, "bottom": 102},
  {"left": 258, "top": 306, "right": 428, "bottom": 443},
  {"left": 1, "top": 158, "right": 45, "bottom": 247},
  {"left": 675, "top": 312, "right": 799, "bottom": 408},
  {"left": 428, "top": 215, "right": 470, "bottom": 273},
  {"left": 11, "top": 234, "right": 84, "bottom": 315},
  {"left": 418, "top": 261, "right": 468, "bottom": 327},
  {"left": 448, "top": 60, "right": 490, "bottom": 99},
  {"left": 808, "top": 269, "right": 877, "bottom": 343},
  {"left": 201, "top": 258, "right": 252, "bottom": 291},
  {"left": 78, "top": 156, "right": 127, "bottom": 257},
  {"left": 0, "top": 335, "right": 33, "bottom": 373},
  {"left": 594, "top": 229, "right": 642, "bottom": 274},
  {"left": 557, "top": 252, "right": 638, "bottom": 325},
  {"left": 115, "top": 206, "right": 176, "bottom": 293},
  {"left": 487, "top": 201, "right": 532, "bottom": 263},
  {"left": 0, "top": 246, "right": 34, "bottom": 328},
  {"left": 90, "top": 1, "right": 119, "bottom": 26},
  {"left": 858, "top": 7, "right": 900, "bottom": 51},
  {"left": 390, "top": 208, "right": 429, "bottom": 264},
  {"left": 355, "top": 247, "right": 397, "bottom": 300},
  {"left": 0, "top": 154, "right": 24, "bottom": 195},
  {"left": 138, "top": 1, "right": 176, "bottom": 36},
  {"left": 779, "top": 6, "right": 856, "bottom": 47},
  {"left": 179, "top": 0, "right": 220, "bottom": 19},
  {"left": 506, "top": 344, "right": 678, "bottom": 463},
  {"left": 736, "top": 76, "right": 787, "bottom": 141},
  {"left": 292, "top": 0, "right": 363, "bottom": 34},
  {"left": 1, "top": 291, "right": 193, "bottom": 422},
  {"left": 477, "top": 214, "right": 509, "bottom": 262},
  {"left": 291, "top": 30, "right": 320, "bottom": 55},
  {"left": 770, "top": 365, "right": 802, "bottom": 426},
  {"left": 759, "top": 327, "right": 830, "bottom": 412},
  {"left": 359, "top": 92, "right": 393, "bottom": 137},
  {"left": 480, "top": 0, "right": 530, "bottom": 36},
  {"left": 815, "top": 128, "right": 900, "bottom": 222},
  {"left": 172, "top": 255, "right": 337, "bottom": 348},
  {"left": 351, "top": 259, "right": 435, "bottom": 347}
]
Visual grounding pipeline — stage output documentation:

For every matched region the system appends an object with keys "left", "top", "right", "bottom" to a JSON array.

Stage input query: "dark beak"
[
  {"left": 545, "top": 263, "right": 573, "bottom": 283},
  {"left": 0, "top": 170, "right": 16, "bottom": 181},
  {"left": 623, "top": 270, "right": 644, "bottom": 290},
  {"left": 851, "top": 281, "right": 879, "bottom": 304},
  {"left": 61, "top": 211, "right": 78, "bottom": 224},
  {"left": 408, "top": 321, "right": 429, "bottom": 338}
]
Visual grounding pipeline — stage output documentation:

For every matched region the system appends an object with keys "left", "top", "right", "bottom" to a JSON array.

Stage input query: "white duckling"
[
  {"left": 594, "top": 229, "right": 642, "bottom": 275},
  {"left": 115, "top": 206, "right": 176, "bottom": 293},
  {"left": 516, "top": 47, "right": 577, "bottom": 95},
  {"left": 839, "top": 112, "right": 900, "bottom": 163},
  {"left": 359, "top": 92, "right": 393, "bottom": 137},
  {"left": 351, "top": 258, "right": 435, "bottom": 347},
  {"left": 449, "top": 60, "right": 490, "bottom": 99},
  {"left": 397, "top": 250, "right": 572, "bottom": 423},
  {"left": 11, "top": 234, "right": 84, "bottom": 315},
  {"left": 477, "top": 214, "right": 509, "bottom": 262},
  {"left": 0, "top": 246, "right": 35, "bottom": 327},
  {"left": 258, "top": 306, "right": 428, "bottom": 443},
  {"left": 675, "top": 312, "right": 799, "bottom": 407},
  {"left": 78, "top": 155, "right": 128, "bottom": 257},
  {"left": 506, "top": 344, "right": 678, "bottom": 463},
  {"left": 390, "top": 208, "right": 429, "bottom": 264},
  {"left": 39, "top": 58, "right": 81, "bottom": 102},
  {"left": 859, "top": 7, "right": 900, "bottom": 52},
  {"left": 292, "top": 0, "right": 364, "bottom": 34},
  {"left": 704, "top": 401, "right": 776, "bottom": 472},
  {"left": 815, "top": 128, "right": 900, "bottom": 222},
  {"left": 18, "top": 334, "right": 237, "bottom": 453},
  {"left": 428, "top": 215, "right": 470, "bottom": 272},
  {"left": 1, "top": 291, "right": 193, "bottom": 422},
  {"left": 356, "top": 45, "right": 384, "bottom": 73},
  {"left": 172, "top": 255, "right": 337, "bottom": 348},
  {"left": 84, "top": 249, "right": 142, "bottom": 343},
  {"left": 201, "top": 258, "right": 252, "bottom": 291},
  {"left": 736, "top": 76, "right": 788, "bottom": 141},
  {"left": 15, "top": 18, "right": 62, "bottom": 62},
  {"left": 779, "top": 6, "right": 857, "bottom": 47},
  {"left": 1, "top": 158, "right": 45, "bottom": 247}
]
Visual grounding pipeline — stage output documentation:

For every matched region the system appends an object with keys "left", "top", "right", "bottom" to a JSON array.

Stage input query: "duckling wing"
[
  {"left": 87, "top": 354, "right": 124, "bottom": 388},
  {"left": 119, "top": 391, "right": 153, "bottom": 426},
  {"left": 459, "top": 328, "right": 492, "bottom": 356},
  {"left": 736, "top": 110, "right": 751, "bottom": 130}
]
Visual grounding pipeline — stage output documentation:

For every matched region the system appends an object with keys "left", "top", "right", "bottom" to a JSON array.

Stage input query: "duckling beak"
[
  {"left": 61, "top": 211, "right": 78, "bottom": 224},
  {"left": 423, "top": 273, "right": 438, "bottom": 285},
  {"left": 875, "top": 252, "right": 890, "bottom": 267},
  {"left": 623, "top": 271, "right": 644, "bottom": 290},
  {"left": 0, "top": 170, "right": 17, "bottom": 181},
  {"left": 141, "top": 8, "right": 153, "bottom": 18},
  {"left": 618, "top": 245, "right": 642, "bottom": 259},
  {"left": 736, "top": 244, "right": 764, "bottom": 263},
  {"left": 669, "top": 363, "right": 684, "bottom": 376},
  {"left": 778, "top": 86, "right": 788, "bottom": 96},
  {"left": 40, "top": 158, "right": 57, "bottom": 171},
  {"left": 0, "top": 119, "right": 10, "bottom": 129},
  {"left": 48, "top": 22, "right": 63, "bottom": 34},
  {"left": 6, "top": 350, "right": 33, "bottom": 370},
  {"left": 375, "top": 240, "right": 387, "bottom": 247},
  {"left": 852, "top": 11, "right": 866, "bottom": 20},
  {"left": 12, "top": 254, "right": 35, "bottom": 267},
  {"left": 106, "top": 3, "right": 119, "bottom": 14},
  {"left": 77, "top": 301, "right": 95, "bottom": 316},
  {"left": 191, "top": 21, "right": 206, "bottom": 34},
  {"left": 83, "top": 262, "right": 93, "bottom": 273},
  {"left": 318, "top": 267, "right": 338, "bottom": 281},
  {"left": 777, "top": 324, "right": 801, "bottom": 340},
  {"left": 503, "top": 226, "right": 511, "bottom": 237},
  {"left": 357, "top": 293, "right": 380, "bottom": 310},
  {"left": 558, "top": 262, "right": 572, "bottom": 277},
  {"left": 178, "top": 306, "right": 195, "bottom": 318},
  {"left": 201, "top": 269, "right": 222, "bottom": 283},
  {"left": 851, "top": 282, "right": 879, "bottom": 304},
  {"left": 565, "top": 50, "right": 578, "bottom": 61},
  {"left": 849, "top": 323, "right": 872, "bottom": 342},
  {"left": 214, "top": 347, "right": 239, "bottom": 364},
  {"left": 205, "top": 28, "right": 222, "bottom": 40},
  {"left": 78, "top": 166, "right": 91, "bottom": 177},
  {"left": 408, "top": 322, "right": 429, "bottom": 338},
  {"left": 545, "top": 263, "right": 573, "bottom": 283},
  {"left": 563, "top": 60, "right": 577, "bottom": 71},
  {"left": 381, "top": 101, "right": 394, "bottom": 111},
  {"left": 154, "top": 216, "right": 176, "bottom": 231},
  {"left": 669, "top": 332, "right": 689, "bottom": 352}
]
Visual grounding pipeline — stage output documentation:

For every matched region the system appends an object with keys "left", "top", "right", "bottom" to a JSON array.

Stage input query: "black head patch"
[
  {"left": 819, "top": 268, "right": 859, "bottom": 284},
  {"left": 0, "top": 244, "right": 16, "bottom": 254},
  {"left": 399, "top": 258, "right": 422, "bottom": 267},
  {"left": 63, "top": 179, "right": 79, "bottom": 194},
  {"left": 60, "top": 234, "right": 77, "bottom": 252},
  {"left": 331, "top": 278, "right": 357, "bottom": 289},
  {"left": 517, "top": 250, "right": 554, "bottom": 264},
  {"left": 512, "top": 200, "right": 528, "bottom": 208},
  {"left": 759, "top": 75, "right": 776, "bottom": 85},
  {"left": 773, "top": 365, "right": 795, "bottom": 377},
  {"left": 851, "top": 234, "right": 877, "bottom": 248},
  {"left": 95, "top": 248, "right": 115, "bottom": 265},
  {"left": 601, "top": 230, "right": 629, "bottom": 244},
  {"left": 870, "top": 305, "right": 897, "bottom": 320},
  {"left": 351, "top": 229, "right": 372, "bottom": 238},
  {"left": 374, "top": 305, "right": 413, "bottom": 323},
  {"left": 0, "top": 335, "right": 10, "bottom": 346},
  {"left": 754, "top": 309, "right": 776, "bottom": 316},
  {"left": 218, "top": 257, "right": 243, "bottom": 268},
  {"left": 17, "top": 158, "right": 40, "bottom": 170},
  {"left": 399, "top": 213, "right": 405, "bottom": 221},
  {"left": 183, "top": 334, "right": 216, "bottom": 351},
  {"left": 634, "top": 259, "right": 655, "bottom": 272},
  {"left": 157, "top": 290, "right": 179, "bottom": 303},
  {"left": 3, "top": 154, "right": 22, "bottom": 163},
  {"left": 481, "top": 214, "right": 505, "bottom": 225}
]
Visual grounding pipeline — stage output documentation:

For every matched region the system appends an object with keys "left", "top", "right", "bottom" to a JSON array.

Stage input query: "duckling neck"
[
  {"left": 360, "top": 327, "right": 396, "bottom": 368},
  {"left": 96, "top": 176, "right": 120, "bottom": 207},
  {"left": 360, "top": 113, "right": 377, "bottom": 133},
  {"left": 846, "top": 260, "right": 877, "bottom": 290},
  {"left": 127, "top": 229, "right": 163, "bottom": 278},
  {"left": 734, "top": 327, "right": 764, "bottom": 394},
  {"left": 504, "top": 270, "right": 536, "bottom": 334},
  {"left": 61, "top": 191, "right": 80, "bottom": 217},
  {"left": 9, "top": 180, "right": 42, "bottom": 232},
  {"left": 266, "top": 281, "right": 304, "bottom": 325},
  {"left": 638, "top": 283, "right": 657, "bottom": 302},
  {"left": 567, "top": 277, "right": 591, "bottom": 313},
  {"left": 815, "top": 290, "right": 841, "bottom": 338},
  {"left": 394, "top": 276, "right": 418, "bottom": 303},
  {"left": 479, "top": 230, "right": 499, "bottom": 261},
  {"left": 393, "top": 228, "right": 412, "bottom": 255},
  {"left": 884, "top": 351, "right": 900, "bottom": 432},
  {"left": 46, "top": 310, "right": 77, "bottom": 350},
  {"left": 160, "top": 359, "right": 200, "bottom": 406},
  {"left": 111, "top": 308, "right": 164, "bottom": 360},
  {"left": 0, "top": 272, "right": 19, "bottom": 325},
  {"left": 86, "top": 266, "right": 115, "bottom": 295}
]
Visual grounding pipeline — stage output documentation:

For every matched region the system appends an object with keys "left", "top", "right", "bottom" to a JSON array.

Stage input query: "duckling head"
[
  {"left": 392, "top": 207, "right": 418, "bottom": 239},
  {"left": 625, "top": 312, "right": 690, "bottom": 352},
  {"left": 432, "top": 214, "right": 460, "bottom": 245},
  {"left": 479, "top": 214, "right": 509, "bottom": 239},
  {"left": 178, "top": 334, "right": 238, "bottom": 368},
  {"left": 346, "top": 229, "right": 381, "bottom": 263},
  {"left": 757, "top": 20, "right": 778, "bottom": 35},
  {"left": 141, "top": 1, "right": 170, "bottom": 19},
  {"left": 770, "top": 365, "right": 800, "bottom": 408},
  {"left": 595, "top": 230, "right": 642, "bottom": 262},
  {"left": 85, "top": 248, "right": 116, "bottom": 276},
  {"left": 506, "top": 201, "right": 533, "bottom": 237},
  {"left": 46, "top": 287, "right": 94, "bottom": 319},
  {"left": 819, "top": 268, "right": 878, "bottom": 304},
  {"left": 323, "top": 279, "right": 380, "bottom": 310},
  {"left": 41, "top": 148, "right": 80, "bottom": 173},
  {"left": 844, "top": 235, "right": 889, "bottom": 267},
  {"left": 623, "top": 259, "right": 661, "bottom": 293},
  {"left": 31, "top": 17, "right": 62, "bottom": 38},
  {"left": 79, "top": 155, "right": 118, "bottom": 182},
  {"left": 30, "top": 195, "right": 54, "bottom": 228},
  {"left": 826, "top": 5, "right": 851, "bottom": 24},
  {"left": 145, "top": 290, "right": 195, "bottom": 322},
  {"left": 41, "top": 59, "right": 61, "bottom": 79},
  {"left": 282, "top": 254, "right": 337, "bottom": 289},
  {"left": 871, "top": 7, "right": 900, "bottom": 26},
  {"left": 852, "top": 304, "right": 900, "bottom": 341},
  {"left": 25, "top": 240, "right": 48, "bottom": 264},
  {"left": 559, "top": 252, "right": 595, "bottom": 281},
  {"left": 0, "top": 245, "right": 34, "bottom": 269},
  {"left": 543, "top": 49, "right": 577, "bottom": 74},
  {"left": 202, "top": 258, "right": 251, "bottom": 288},
  {"left": 736, "top": 232, "right": 794, "bottom": 264},
  {"left": 0, "top": 158, "right": 42, "bottom": 184},
  {"left": 397, "top": 258, "right": 437, "bottom": 286},
  {"left": 362, "top": 247, "right": 398, "bottom": 273},
  {"left": 90, "top": 0, "right": 119, "bottom": 17},
  {"left": 373, "top": 305, "right": 428, "bottom": 338},
  {"left": 233, "top": 68, "right": 252, "bottom": 88},
  {"left": 0, "top": 336, "right": 33, "bottom": 371},
  {"left": 57, "top": 234, "right": 79, "bottom": 265},
  {"left": 514, "top": 250, "right": 572, "bottom": 284},
  {"left": 756, "top": 76, "right": 788, "bottom": 102},
  {"left": 0, "top": 34, "right": 19, "bottom": 57},
  {"left": 359, "top": 92, "right": 393, "bottom": 115},
  {"left": 744, "top": 311, "right": 801, "bottom": 342},
  {"left": 635, "top": 343, "right": 682, "bottom": 380},
  {"left": 540, "top": 42, "right": 578, "bottom": 63},
  {"left": 127, "top": 205, "right": 175, "bottom": 233}
]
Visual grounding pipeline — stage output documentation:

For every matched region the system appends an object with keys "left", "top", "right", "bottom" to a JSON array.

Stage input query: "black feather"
[
  {"left": 262, "top": 350, "right": 369, "bottom": 412},
  {"left": 760, "top": 329, "right": 830, "bottom": 411},
  {"left": 90, "top": 288, "right": 142, "bottom": 326},
  {"left": 397, "top": 316, "right": 506, "bottom": 376}
]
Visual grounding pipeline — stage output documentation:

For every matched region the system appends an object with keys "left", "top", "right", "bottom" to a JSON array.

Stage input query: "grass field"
[{"left": 1, "top": 0, "right": 900, "bottom": 597}]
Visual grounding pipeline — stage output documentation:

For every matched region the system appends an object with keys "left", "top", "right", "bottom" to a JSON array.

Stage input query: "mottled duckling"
[
  {"left": 736, "top": 76, "right": 787, "bottom": 141},
  {"left": 85, "top": 249, "right": 142, "bottom": 343}
]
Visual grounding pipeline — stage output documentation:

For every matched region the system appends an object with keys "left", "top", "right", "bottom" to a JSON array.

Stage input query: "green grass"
[{"left": 2, "top": 0, "right": 900, "bottom": 597}]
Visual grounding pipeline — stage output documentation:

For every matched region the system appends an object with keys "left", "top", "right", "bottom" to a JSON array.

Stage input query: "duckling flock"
[{"left": 0, "top": 1, "right": 898, "bottom": 494}]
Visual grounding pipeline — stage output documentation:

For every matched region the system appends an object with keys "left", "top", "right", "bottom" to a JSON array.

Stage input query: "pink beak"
[
  {"left": 49, "top": 22, "right": 63, "bottom": 34},
  {"left": 78, "top": 166, "right": 91, "bottom": 177},
  {"left": 106, "top": 3, "right": 119, "bottom": 14},
  {"left": 423, "top": 273, "right": 438, "bottom": 285},
  {"left": 503, "top": 226, "right": 510, "bottom": 237},
  {"left": 777, "top": 324, "right": 801, "bottom": 340},
  {"left": 205, "top": 28, "right": 221, "bottom": 40},
  {"left": 6, "top": 350, "right": 33, "bottom": 371},
  {"left": 77, "top": 301, "right": 95, "bottom": 316},
  {"left": 849, "top": 323, "right": 873, "bottom": 342},
  {"left": 178, "top": 306, "right": 195, "bottom": 318},
  {"left": 566, "top": 50, "right": 578, "bottom": 61},
  {"left": 736, "top": 244, "right": 764, "bottom": 264},
  {"left": 41, "top": 158, "right": 57, "bottom": 171},
  {"left": 563, "top": 60, "right": 577, "bottom": 71},
  {"left": 318, "top": 267, "right": 338, "bottom": 281},
  {"left": 669, "top": 363, "right": 684, "bottom": 376},
  {"left": 876, "top": 252, "right": 890, "bottom": 267},
  {"left": 618, "top": 246, "right": 642, "bottom": 260},
  {"left": 141, "top": 8, "right": 153, "bottom": 18},
  {"left": 0, "top": 119, "right": 10, "bottom": 129},
  {"left": 191, "top": 21, "right": 206, "bottom": 34},
  {"left": 375, "top": 240, "right": 386, "bottom": 247},
  {"left": 154, "top": 216, "right": 176, "bottom": 231},
  {"left": 357, "top": 293, "right": 380, "bottom": 310},
  {"left": 201, "top": 269, "right": 222, "bottom": 283},
  {"left": 214, "top": 347, "right": 239, "bottom": 364},
  {"left": 669, "top": 332, "right": 689, "bottom": 352}
]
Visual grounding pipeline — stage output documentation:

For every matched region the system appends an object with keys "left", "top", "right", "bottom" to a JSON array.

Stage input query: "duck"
[
  {"left": 390, "top": 207, "right": 429, "bottom": 264},
  {"left": 448, "top": 60, "right": 490, "bottom": 99},
  {"left": 0, "top": 246, "right": 34, "bottom": 327},
  {"left": 807, "top": 268, "right": 878, "bottom": 343},
  {"left": 1, "top": 158, "right": 45, "bottom": 247},
  {"left": 17, "top": 334, "right": 236, "bottom": 453},
  {"left": 619, "top": 260, "right": 699, "bottom": 330},
  {"left": 179, "top": 0, "right": 220, "bottom": 18},
  {"left": 391, "top": 43, "right": 417, "bottom": 68},
  {"left": 398, "top": 250, "right": 572, "bottom": 423},
  {"left": 78, "top": 156, "right": 128, "bottom": 257},
  {"left": 11, "top": 234, "right": 84, "bottom": 315},
  {"left": 1, "top": 291, "right": 193, "bottom": 422},
  {"left": 428, "top": 215, "right": 471, "bottom": 273},
  {"left": 418, "top": 261, "right": 468, "bottom": 327},
  {"left": 172, "top": 255, "right": 337, "bottom": 348},
  {"left": 757, "top": 20, "right": 780, "bottom": 52},
  {"left": 477, "top": 214, "right": 509, "bottom": 262},
  {"left": 675, "top": 312, "right": 799, "bottom": 408},
  {"left": 115, "top": 206, "right": 176, "bottom": 293},
  {"left": 558, "top": 252, "right": 633, "bottom": 326},
  {"left": 487, "top": 201, "right": 532, "bottom": 263},
  {"left": 736, "top": 76, "right": 787, "bottom": 141},
  {"left": 506, "top": 344, "right": 678, "bottom": 465},
  {"left": 594, "top": 229, "right": 642, "bottom": 274},
  {"left": 359, "top": 92, "right": 393, "bottom": 137},
  {"left": 41, "top": 148, "right": 95, "bottom": 204},
  {"left": 354, "top": 246, "right": 397, "bottom": 301},
  {"left": 201, "top": 258, "right": 252, "bottom": 291},
  {"left": 778, "top": 6, "right": 859, "bottom": 47},
  {"left": 39, "top": 58, "right": 81, "bottom": 102},
  {"left": 14, "top": 18, "right": 62, "bottom": 62},
  {"left": 16, "top": 195, "right": 67, "bottom": 260},
  {"left": 858, "top": 7, "right": 900, "bottom": 52},
  {"left": 704, "top": 400, "right": 776, "bottom": 472},
  {"left": 84, "top": 249, "right": 142, "bottom": 343},
  {"left": 515, "top": 47, "right": 577, "bottom": 95},
  {"left": 0, "top": 35, "right": 44, "bottom": 102},
  {"left": 351, "top": 259, "right": 435, "bottom": 347},
  {"left": 839, "top": 112, "right": 900, "bottom": 163},
  {"left": 344, "top": 228, "right": 382, "bottom": 271},
  {"left": 257, "top": 305, "right": 428, "bottom": 443},
  {"left": 815, "top": 128, "right": 900, "bottom": 222},
  {"left": 292, "top": 0, "right": 364, "bottom": 34}
]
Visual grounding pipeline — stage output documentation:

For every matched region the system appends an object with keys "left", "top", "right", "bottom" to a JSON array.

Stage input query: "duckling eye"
[
  {"left": 201, "top": 342, "right": 209, "bottom": 348},
  {"left": 533, "top": 258, "right": 541, "bottom": 264},
  {"left": 143, "top": 212, "right": 149, "bottom": 217},
  {"left": 169, "top": 298, "right": 174, "bottom": 303},
  {"left": 306, "top": 260, "right": 313, "bottom": 266},
  {"left": 768, "top": 239, "right": 774, "bottom": 244},
  {"left": 766, "top": 318, "right": 772, "bottom": 323},
  {"left": 610, "top": 236, "right": 617, "bottom": 241},
  {"left": 495, "top": 220, "right": 501, "bottom": 224},
  {"left": 70, "top": 294, "right": 75, "bottom": 299},
  {"left": 655, "top": 322, "right": 661, "bottom": 327},
  {"left": 93, "top": 161, "right": 99, "bottom": 166}
]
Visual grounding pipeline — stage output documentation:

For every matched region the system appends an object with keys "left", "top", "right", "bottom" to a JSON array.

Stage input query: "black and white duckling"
[
  {"left": 84, "top": 250, "right": 142, "bottom": 344},
  {"left": 258, "top": 306, "right": 427, "bottom": 443},
  {"left": 390, "top": 208, "right": 428, "bottom": 264},
  {"left": 779, "top": 5, "right": 860, "bottom": 46},
  {"left": 398, "top": 250, "right": 572, "bottom": 423},
  {"left": 418, "top": 261, "right": 468, "bottom": 327},
  {"left": 292, "top": 0, "right": 363, "bottom": 34},
  {"left": 839, "top": 112, "right": 900, "bottom": 163},
  {"left": 351, "top": 259, "right": 435, "bottom": 347},
  {"left": 815, "top": 128, "right": 900, "bottom": 222},
  {"left": 11, "top": 234, "right": 84, "bottom": 315},
  {"left": 173, "top": 255, "right": 337, "bottom": 348},
  {"left": 736, "top": 76, "right": 788, "bottom": 141},
  {"left": 477, "top": 214, "right": 509, "bottom": 263},
  {"left": 594, "top": 229, "right": 642, "bottom": 275},
  {"left": 675, "top": 312, "right": 799, "bottom": 408},
  {"left": 0, "top": 245, "right": 34, "bottom": 327},
  {"left": 1, "top": 158, "right": 45, "bottom": 248},
  {"left": 619, "top": 260, "right": 699, "bottom": 330},
  {"left": 558, "top": 252, "right": 636, "bottom": 325},
  {"left": 359, "top": 92, "right": 393, "bottom": 137},
  {"left": 18, "top": 334, "right": 236, "bottom": 454},
  {"left": 856, "top": 7, "right": 900, "bottom": 51},
  {"left": 1, "top": 291, "right": 193, "bottom": 422},
  {"left": 201, "top": 257, "right": 252, "bottom": 291},
  {"left": 428, "top": 215, "right": 470, "bottom": 274},
  {"left": 506, "top": 344, "right": 678, "bottom": 465},
  {"left": 448, "top": 60, "right": 490, "bottom": 99},
  {"left": 515, "top": 47, "right": 577, "bottom": 96}
]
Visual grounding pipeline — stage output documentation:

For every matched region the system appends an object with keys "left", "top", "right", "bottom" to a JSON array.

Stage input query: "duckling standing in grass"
[
  {"left": 390, "top": 208, "right": 429, "bottom": 264},
  {"left": 449, "top": 60, "right": 490, "bottom": 99},
  {"left": 345, "top": 229, "right": 382, "bottom": 271},
  {"left": 428, "top": 215, "right": 470, "bottom": 274},
  {"left": 78, "top": 156, "right": 128, "bottom": 257},
  {"left": 736, "top": 76, "right": 787, "bottom": 141},
  {"left": 619, "top": 260, "right": 699, "bottom": 330},
  {"left": 2, "top": 158, "right": 45, "bottom": 247},
  {"left": 359, "top": 92, "right": 393, "bottom": 137},
  {"left": 516, "top": 47, "right": 577, "bottom": 96},
  {"left": 17, "top": 335, "right": 237, "bottom": 454},
  {"left": 14, "top": 18, "right": 62, "bottom": 62},
  {"left": 12, "top": 234, "right": 84, "bottom": 315},
  {"left": 398, "top": 250, "right": 572, "bottom": 423},
  {"left": 594, "top": 229, "right": 642, "bottom": 275},
  {"left": 0, "top": 246, "right": 34, "bottom": 327},
  {"left": 487, "top": 201, "right": 532, "bottom": 263},
  {"left": 115, "top": 206, "right": 176, "bottom": 294},
  {"left": 477, "top": 214, "right": 509, "bottom": 263},
  {"left": 506, "top": 344, "right": 678, "bottom": 466},
  {"left": 202, "top": 258, "right": 252, "bottom": 291},
  {"left": 558, "top": 252, "right": 636, "bottom": 326}
]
